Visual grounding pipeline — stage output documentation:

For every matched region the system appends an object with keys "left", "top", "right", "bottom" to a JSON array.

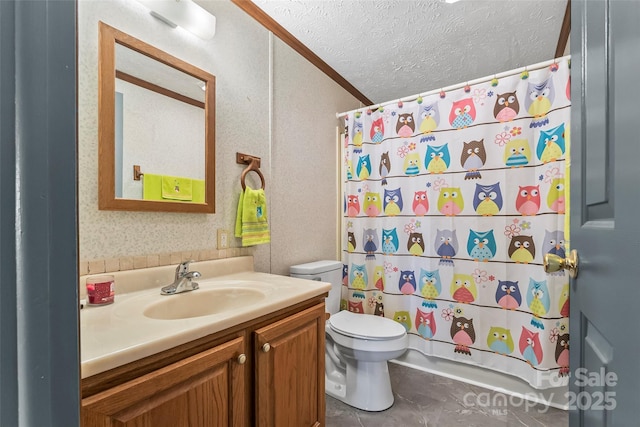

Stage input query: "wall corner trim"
[
  {"left": 555, "top": 0, "right": 571, "bottom": 58},
  {"left": 230, "top": 0, "right": 372, "bottom": 106}
]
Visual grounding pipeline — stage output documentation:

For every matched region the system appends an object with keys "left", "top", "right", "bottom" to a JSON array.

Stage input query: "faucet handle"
[{"left": 175, "top": 260, "right": 195, "bottom": 279}]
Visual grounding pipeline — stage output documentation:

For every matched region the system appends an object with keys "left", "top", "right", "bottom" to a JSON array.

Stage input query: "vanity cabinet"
[
  {"left": 81, "top": 298, "right": 326, "bottom": 427},
  {"left": 255, "top": 303, "right": 325, "bottom": 427},
  {"left": 81, "top": 336, "right": 247, "bottom": 426}
]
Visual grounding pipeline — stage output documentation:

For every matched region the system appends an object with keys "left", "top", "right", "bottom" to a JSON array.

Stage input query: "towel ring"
[{"left": 241, "top": 159, "right": 265, "bottom": 190}]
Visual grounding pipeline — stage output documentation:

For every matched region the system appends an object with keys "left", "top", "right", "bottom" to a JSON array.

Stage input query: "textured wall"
[
  {"left": 269, "top": 37, "right": 359, "bottom": 275},
  {"left": 78, "top": 0, "right": 358, "bottom": 274}
]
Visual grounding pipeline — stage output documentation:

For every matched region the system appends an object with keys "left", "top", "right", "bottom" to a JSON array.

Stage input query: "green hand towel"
[
  {"left": 235, "top": 185, "right": 270, "bottom": 246},
  {"left": 161, "top": 175, "right": 193, "bottom": 201},
  {"left": 192, "top": 179, "right": 205, "bottom": 203},
  {"left": 142, "top": 173, "right": 163, "bottom": 201}
]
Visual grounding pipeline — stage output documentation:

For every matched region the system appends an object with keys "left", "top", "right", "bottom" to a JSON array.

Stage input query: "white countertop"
[{"left": 80, "top": 259, "right": 330, "bottom": 379}]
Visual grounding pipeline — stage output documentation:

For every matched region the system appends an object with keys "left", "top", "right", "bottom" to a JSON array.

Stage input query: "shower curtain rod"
[{"left": 336, "top": 55, "right": 571, "bottom": 119}]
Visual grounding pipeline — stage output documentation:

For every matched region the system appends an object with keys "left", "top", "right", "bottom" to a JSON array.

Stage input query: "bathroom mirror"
[{"left": 98, "top": 21, "right": 215, "bottom": 213}]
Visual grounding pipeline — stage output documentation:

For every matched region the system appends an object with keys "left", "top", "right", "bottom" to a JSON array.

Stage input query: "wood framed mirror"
[{"left": 98, "top": 21, "right": 215, "bottom": 213}]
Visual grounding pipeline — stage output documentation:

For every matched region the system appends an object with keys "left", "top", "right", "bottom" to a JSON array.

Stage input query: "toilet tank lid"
[{"left": 290, "top": 260, "right": 342, "bottom": 275}]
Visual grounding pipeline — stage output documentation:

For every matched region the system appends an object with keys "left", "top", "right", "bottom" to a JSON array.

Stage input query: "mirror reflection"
[
  {"left": 115, "top": 43, "right": 206, "bottom": 201},
  {"left": 99, "top": 22, "right": 216, "bottom": 213}
]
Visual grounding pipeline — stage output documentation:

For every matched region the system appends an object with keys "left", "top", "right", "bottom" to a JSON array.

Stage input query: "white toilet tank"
[{"left": 290, "top": 260, "right": 343, "bottom": 314}]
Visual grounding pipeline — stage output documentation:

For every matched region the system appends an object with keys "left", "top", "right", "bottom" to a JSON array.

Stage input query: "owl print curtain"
[{"left": 341, "top": 58, "right": 570, "bottom": 388}]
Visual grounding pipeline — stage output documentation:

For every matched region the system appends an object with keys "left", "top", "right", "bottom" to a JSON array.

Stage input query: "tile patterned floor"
[{"left": 326, "top": 363, "right": 568, "bottom": 427}]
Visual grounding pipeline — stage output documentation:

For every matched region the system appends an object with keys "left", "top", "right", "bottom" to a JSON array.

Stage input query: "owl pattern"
[
  {"left": 450, "top": 273, "right": 477, "bottom": 304},
  {"left": 495, "top": 280, "right": 522, "bottom": 310},
  {"left": 449, "top": 98, "right": 476, "bottom": 129},
  {"left": 416, "top": 309, "right": 436, "bottom": 339},
  {"left": 487, "top": 327, "right": 515, "bottom": 355},
  {"left": 352, "top": 120, "right": 364, "bottom": 152},
  {"left": 396, "top": 113, "right": 415, "bottom": 137},
  {"left": 419, "top": 103, "right": 439, "bottom": 142},
  {"left": 373, "top": 266, "right": 385, "bottom": 292},
  {"left": 393, "top": 311, "right": 412, "bottom": 332},
  {"left": 381, "top": 228, "right": 399, "bottom": 255},
  {"left": 494, "top": 91, "right": 520, "bottom": 122},
  {"left": 451, "top": 315, "right": 475, "bottom": 355},
  {"left": 435, "top": 229, "right": 458, "bottom": 266},
  {"left": 526, "top": 78, "right": 555, "bottom": 128},
  {"left": 508, "top": 235, "right": 536, "bottom": 264},
  {"left": 399, "top": 270, "right": 417, "bottom": 295},
  {"left": 555, "top": 333, "right": 570, "bottom": 376},
  {"left": 504, "top": 139, "right": 531, "bottom": 167},
  {"left": 438, "top": 187, "right": 464, "bottom": 216},
  {"left": 347, "top": 231, "right": 356, "bottom": 253},
  {"left": 519, "top": 327, "right": 543, "bottom": 366},
  {"left": 419, "top": 269, "right": 441, "bottom": 308},
  {"left": 342, "top": 264, "right": 348, "bottom": 287},
  {"left": 362, "top": 228, "right": 378, "bottom": 261},
  {"left": 526, "top": 278, "right": 550, "bottom": 329},
  {"left": 547, "top": 177, "right": 565, "bottom": 213},
  {"left": 426, "top": 144, "right": 451, "bottom": 174},
  {"left": 516, "top": 185, "right": 541, "bottom": 216},
  {"left": 373, "top": 299, "right": 385, "bottom": 317},
  {"left": 460, "top": 139, "right": 486, "bottom": 180},
  {"left": 536, "top": 123, "right": 566, "bottom": 163},
  {"left": 466, "top": 229, "right": 497, "bottom": 262},
  {"left": 379, "top": 151, "right": 391, "bottom": 186},
  {"left": 558, "top": 284, "right": 570, "bottom": 318},
  {"left": 383, "top": 188, "right": 403, "bottom": 216},
  {"left": 349, "top": 264, "right": 368, "bottom": 293},
  {"left": 412, "top": 190, "right": 429, "bottom": 216},
  {"left": 356, "top": 154, "right": 371, "bottom": 180},
  {"left": 347, "top": 194, "right": 360, "bottom": 217},
  {"left": 542, "top": 230, "right": 566, "bottom": 261},
  {"left": 473, "top": 183, "right": 503, "bottom": 216},
  {"left": 346, "top": 159, "right": 353, "bottom": 180},
  {"left": 370, "top": 117, "right": 384, "bottom": 143},
  {"left": 348, "top": 300, "right": 364, "bottom": 314},
  {"left": 363, "top": 192, "right": 382, "bottom": 217},
  {"left": 342, "top": 61, "right": 570, "bottom": 382},
  {"left": 407, "top": 232, "right": 425, "bottom": 256},
  {"left": 403, "top": 152, "right": 421, "bottom": 176}
]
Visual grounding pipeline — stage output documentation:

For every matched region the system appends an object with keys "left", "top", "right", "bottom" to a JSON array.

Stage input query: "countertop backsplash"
[{"left": 79, "top": 250, "right": 255, "bottom": 300}]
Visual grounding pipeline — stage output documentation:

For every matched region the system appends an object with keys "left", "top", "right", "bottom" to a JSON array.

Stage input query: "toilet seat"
[{"left": 329, "top": 310, "right": 406, "bottom": 340}]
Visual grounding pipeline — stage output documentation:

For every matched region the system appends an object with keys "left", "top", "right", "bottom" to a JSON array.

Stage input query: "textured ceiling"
[{"left": 251, "top": 0, "right": 568, "bottom": 104}]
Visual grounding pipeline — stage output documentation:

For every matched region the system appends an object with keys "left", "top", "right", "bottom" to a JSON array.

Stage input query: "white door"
[{"left": 568, "top": 0, "right": 640, "bottom": 425}]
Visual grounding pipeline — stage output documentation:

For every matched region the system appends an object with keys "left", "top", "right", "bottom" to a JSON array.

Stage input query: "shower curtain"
[{"left": 341, "top": 58, "right": 570, "bottom": 388}]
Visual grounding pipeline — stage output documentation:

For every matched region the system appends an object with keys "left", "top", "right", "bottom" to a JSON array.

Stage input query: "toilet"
[{"left": 290, "top": 260, "right": 408, "bottom": 411}]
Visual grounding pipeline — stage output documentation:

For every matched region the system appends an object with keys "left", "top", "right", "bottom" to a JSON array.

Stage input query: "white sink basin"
[
  {"left": 81, "top": 266, "right": 333, "bottom": 378},
  {"left": 143, "top": 287, "right": 267, "bottom": 320}
]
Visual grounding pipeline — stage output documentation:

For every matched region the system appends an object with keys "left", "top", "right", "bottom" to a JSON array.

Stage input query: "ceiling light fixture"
[
  {"left": 136, "top": 0, "right": 217, "bottom": 40},
  {"left": 445, "top": 0, "right": 461, "bottom": 4}
]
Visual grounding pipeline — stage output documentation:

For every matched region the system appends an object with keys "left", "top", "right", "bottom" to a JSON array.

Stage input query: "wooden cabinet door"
[
  {"left": 254, "top": 303, "right": 325, "bottom": 427},
  {"left": 81, "top": 337, "right": 246, "bottom": 427}
]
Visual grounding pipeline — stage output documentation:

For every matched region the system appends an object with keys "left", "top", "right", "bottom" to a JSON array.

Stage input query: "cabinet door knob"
[
  {"left": 237, "top": 353, "right": 247, "bottom": 365},
  {"left": 261, "top": 343, "right": 271, "bottom": 353}
]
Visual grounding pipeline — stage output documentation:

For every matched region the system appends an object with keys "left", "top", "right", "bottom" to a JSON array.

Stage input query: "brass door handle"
[{"left": 544, "top": 249, "right": 579, "bottom": 278}]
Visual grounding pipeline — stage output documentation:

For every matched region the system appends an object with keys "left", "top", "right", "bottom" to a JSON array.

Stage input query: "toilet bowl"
[
  {"left": 325, "top": 310, "right": 408, "bottom": 411},
  {"left": 290, "top": 261, "right": 409, "bottom": 412}
]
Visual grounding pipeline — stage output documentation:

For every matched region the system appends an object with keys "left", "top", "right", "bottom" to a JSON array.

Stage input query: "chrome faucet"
[{"left": 161, "top": 260, "right": 201, "bottom": 295}]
